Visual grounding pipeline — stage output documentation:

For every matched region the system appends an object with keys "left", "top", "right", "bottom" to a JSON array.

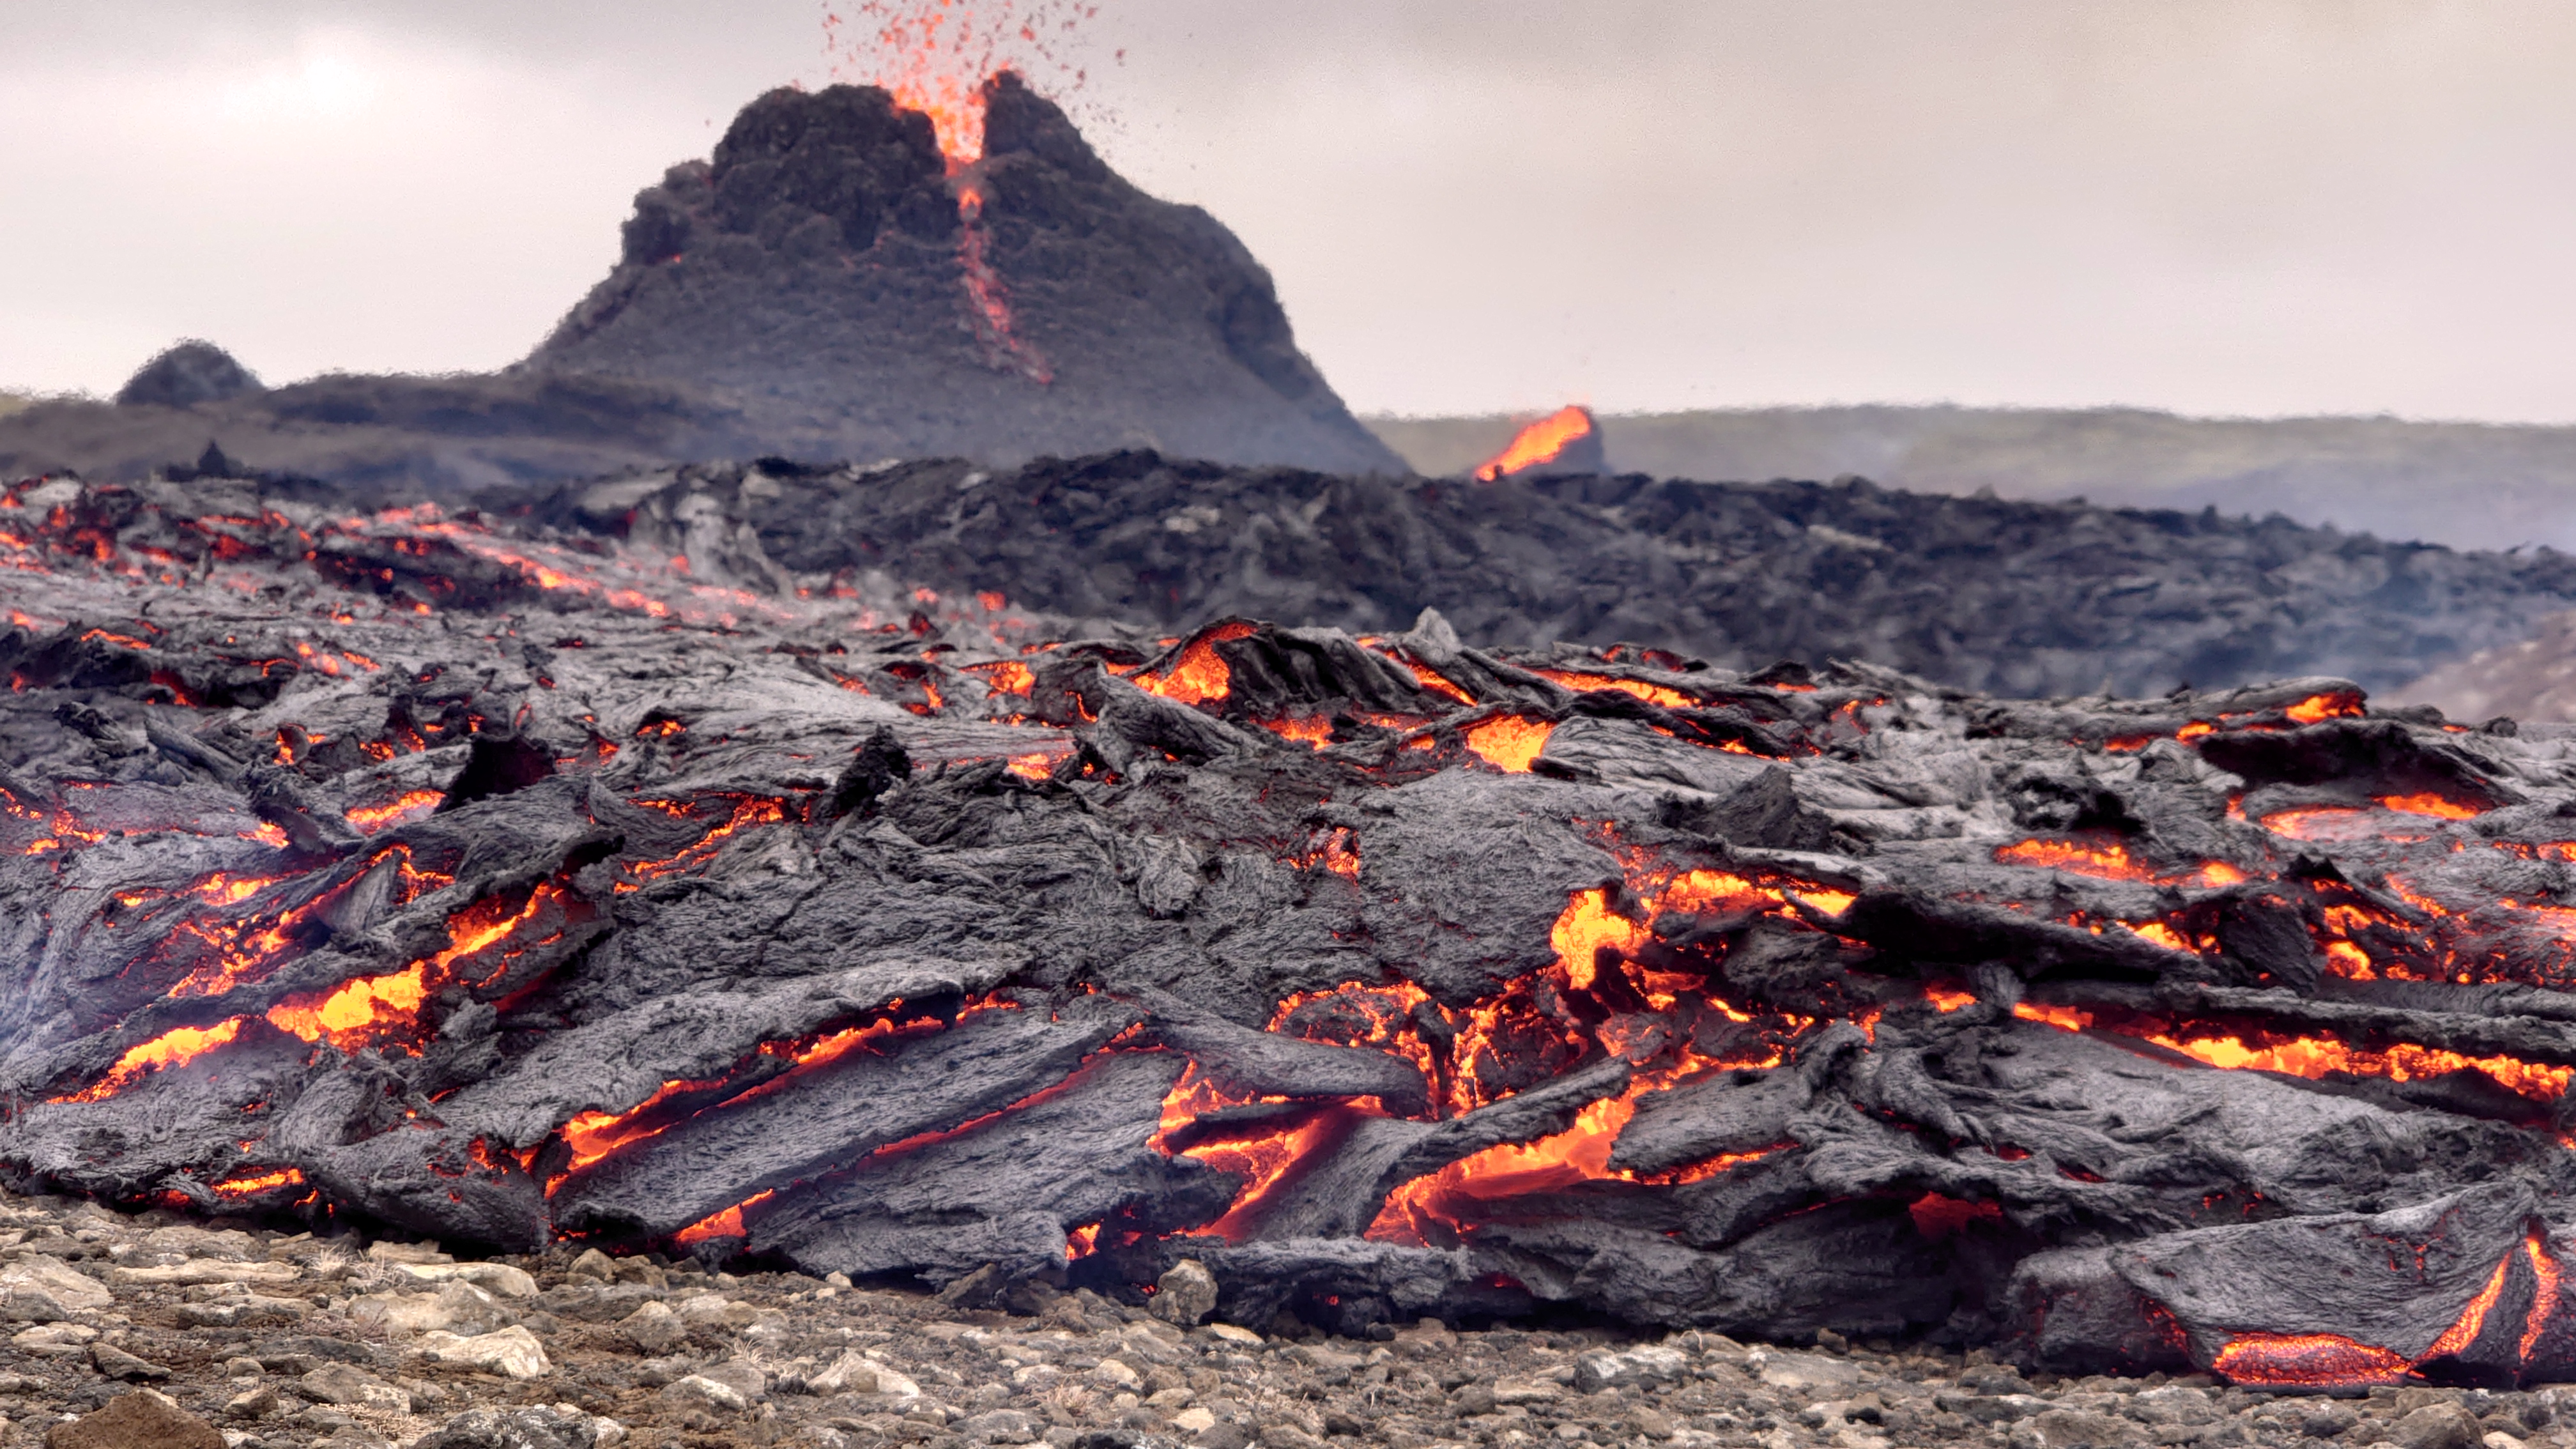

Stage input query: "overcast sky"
[{"left": 4, "top": 2, "right": 2572, "bottom": 422}]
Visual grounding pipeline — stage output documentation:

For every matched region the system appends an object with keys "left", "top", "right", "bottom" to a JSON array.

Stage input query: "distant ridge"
[{"left": 1366, "top": 405, "right": 2576, "bottom": 555}]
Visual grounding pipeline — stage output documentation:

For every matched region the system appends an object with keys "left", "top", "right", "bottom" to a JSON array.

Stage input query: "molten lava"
[
  {"left": 1463, "top": 716, "right": 1554, "bottom": 773},
  {"left": 264, "top": 882, "right": 578, "bottom": 1052},
  {"left": 2211, "top": 1227, "right": 2563, "bottom": 1388},
  {"left": 1533, "top": 668, "right": 1694, "bottom": 710},
  {"left": 2212, "top": 1333, "right": 2411, "bottom": 1388},
  {"left": 822, "top": 5, "right": 1100, "bottom": 381},
  {"left": 1474, "top": 406, "right": 1597, "bottom": 483},
  {"left": 2011, "top": 1004, "right": 2573, "bottom": 1108},
  {"left": 52, "top": 1020, "right": 245, "bottom": 1104},
  {"left": 1133, "top": 621, "right": 1258, "bottom": 708},
  {"left": 1997, "top": 837, "right": 2246, "bottom": 890},
  {"left": 345, "top": 789, "right": 444, "bottom": 834}
]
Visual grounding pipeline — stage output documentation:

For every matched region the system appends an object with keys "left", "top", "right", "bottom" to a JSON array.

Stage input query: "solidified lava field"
[{"left": 16, "top": 466, "right": 2576, "bottom": 1392}]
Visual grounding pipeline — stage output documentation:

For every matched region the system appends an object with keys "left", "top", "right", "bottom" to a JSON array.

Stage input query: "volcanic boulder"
[{"left": 527, "top": 74, "right": 1402, "bottom": 476}]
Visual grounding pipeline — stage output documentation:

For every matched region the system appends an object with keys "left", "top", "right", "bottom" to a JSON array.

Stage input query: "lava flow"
[
  {"left": 19, "top": 464, "right": 2576, "bottom": 1383},
  {"left": 1475, "top": 405, "right": 1598, "bottom": 482},
  {"left": 826, "top": 3, "right": 1096, "bottom": 381}
]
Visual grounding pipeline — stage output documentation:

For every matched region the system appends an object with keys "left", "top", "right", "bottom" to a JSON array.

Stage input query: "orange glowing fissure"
[
  {"left": 1533, "top": 669, "right": 1694, "bottom": 710},
  {"left": 1133, "top": 622, "right": 1257, "bottom": 708},
  {"left": 1164, "top": 852, "right": 1851, "bottom": 1246},
  {"left": 1464, "top": 715, "right": 1554, "bottom": 773},
  {"left": 344, "top": 789, "right": 445, "bottom": 834},
  {"left": 1255, "top": 714, "right": 1334, "bottom": 749},
  {"left": 1381, "top": 652, "right": 1476, "bottom": 707},
  {"left": 822, "top": 4, "right": 1062, "bottom": 380},
  {"left": 2213, "top": 1226, "right": 2562, "bottom": 1387},
  {"left": 1995, "top": 838, "right": 2245, "bottom": 891},
  {"left": 2101, "top": 692, "right": 2362, "bottom": 753},
  {"left": 163, "top": 847, "right": 451, "bottom": 1000},
  {"left": 972, "top": 659, "right": 1036, "bottom": 696},
  {"left": 263, "top": 881, "right": 575, "bottom": 1054},
  {"left": 54, "top": 866, "right": 569, "bottom": 1093},
  {"left": 619, "top": 796, "right": 791, "bottom": 888},
  {"left": 1474, "top": 406, "right": 1595, "bottom": 483},
  {"left": 2010, "top": 1004, "right": 2574, "bottom": 1106},
  {"left": 675, "top": 1190, "right": 775, "bottom": 1247},
  {"left": 210, "top": 1167, "right": 305, "bottom": 1199},
  {"left": 52, "top": 1020, "right": 245, "bottom": 1104},
  {"left": 555, "top": 997, "right": 1023, "bottom": 1187},
  {"left": 664, "top": 1023, "right": 1082, "bottom": 1244}
]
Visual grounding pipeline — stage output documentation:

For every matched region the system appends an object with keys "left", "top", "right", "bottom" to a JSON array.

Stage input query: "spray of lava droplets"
[
  {"left": 822, "top": 1, "right": 1106, "bottom": 381},
  {"left": 824, "top": 1, "right": 1107, "bottom": 164}
]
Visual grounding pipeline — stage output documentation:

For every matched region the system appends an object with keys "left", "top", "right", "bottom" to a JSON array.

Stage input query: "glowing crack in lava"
[
  {"left": 39, "top": 464, "right": 2576, "bottom": 1377},
  {"left": 827, "top": 1, "right": 1105, "bottom": 382},
  {"left": 2213, "top": 1228, "right": 2565, "bottom": 1388},
  {"left": 1475, "top": 406, "right": 1597, "bottom": 482}
]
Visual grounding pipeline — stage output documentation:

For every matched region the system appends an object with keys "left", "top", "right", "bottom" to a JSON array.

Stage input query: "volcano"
[
  {"left": 525, "top": 73, "right": 1401, "bottom": 477},
  {"left": 17, "top": 465, "right": 2576, "bottom": 1391},
  {"left": 0, "top": 75, "right": 1400, "bottom": 488}
]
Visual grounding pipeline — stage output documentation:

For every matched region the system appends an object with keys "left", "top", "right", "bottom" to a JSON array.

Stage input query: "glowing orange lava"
[
  {"left": 2212, "top": 1333, "right": 2411, "bottom": 1387},
  {"left": 1533, "top": 669, "right": 1694, "bottom": 709},
  {"left": 1995, "top": 838, "right": 2242, "bottom": 890},
  {"left": 265, "top": 882, "right": 572, "bottom": 1050},
  {"left": 1474, "top": 407, "right": 1595, "bottom": 482},
  {"left": 211, "top": 1168, "right": 305, "bottom": 1199},
  {"left": 674, "top": 1190, "right": 774, "bottom": 1246},
  {"left": 1255, "top": 715, "right": 1333, "bottom": 749},
  {"left": 2377, "top": 793, "right": 2482, "bottom": 820},
  {"left": 2214, "top": 1227, "right": 2563, "bottom": 1386},
  {"left": 51, "top": 1019, "right": 246, "bottom": 1103},
  {"left": 1551, "top": 888, "right": 1649, "bottom": 991},
  {"left": 973, "top": 659, "right": 1036, "bottom": 696},
  {"left": 2161, "top": 1034, "right": 2572, "bottom": 1107},
  {"left": 1134, "top": 622, "right": 1257, "bottom": 708},
  {"left": 2012, "top": 1003, "right": 2572, "bottom": 1107},
  {"left": 1285, "top": 827, "right": 1363, "bottom": 881},
  {"left": 1381, "top": 653, "right": 1475, "bottom": 707},
  {"left": 1464, "top": 716, "right": 1554, "bottom": 773},
  {"left": 2285, "top": 691, "right": 2366, "bottom": 724},
  {"left": 345, "top": 789, "right": 444, "bottom": 834},
  {"left": 2522, "top": 1233, "right": 2562, "bottom": 1360},
  {"left": 624, "top": 797, "right": 790, "bottom": 884}
]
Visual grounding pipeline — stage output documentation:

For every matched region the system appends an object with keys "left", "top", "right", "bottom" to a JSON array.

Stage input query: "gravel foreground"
[{"left": 2, "top": 1190, "right": 2569, "bottom": 1449}]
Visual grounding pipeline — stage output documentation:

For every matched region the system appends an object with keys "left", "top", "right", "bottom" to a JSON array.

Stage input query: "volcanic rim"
[{"left": 17, "top": 467, "right": 2576, "bottom": 1392}]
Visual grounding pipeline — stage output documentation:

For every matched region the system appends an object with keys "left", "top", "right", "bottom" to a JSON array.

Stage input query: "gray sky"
[{"left": 4, "top": 1, "right": 2572, "bottom": 422}]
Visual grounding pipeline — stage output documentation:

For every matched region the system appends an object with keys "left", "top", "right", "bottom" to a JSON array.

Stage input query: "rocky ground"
[{"left": 2, "top": 1190, "right": 2570, "bottom": 1449}]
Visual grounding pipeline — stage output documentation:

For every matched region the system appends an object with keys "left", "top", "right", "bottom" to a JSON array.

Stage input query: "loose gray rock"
[{"left": 1152, "top": 1261, "right": 1219, "bottom": 1328}]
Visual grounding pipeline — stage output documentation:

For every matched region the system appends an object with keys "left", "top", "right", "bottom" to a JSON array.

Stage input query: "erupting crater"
[{"left": 13, "top": 465, "right": 2576, "bottom": 1389}]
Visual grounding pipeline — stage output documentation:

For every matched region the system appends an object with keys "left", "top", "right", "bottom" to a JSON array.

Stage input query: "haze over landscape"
[
  {"left": 8, "top": 3, "right": 2576, "bottom": 701},
  {"left": 27, "top": 10, "right": 2576, "bottom": 1411},
  {"left": 7, "top": 1, "right": 2573, "bottom": 426}
]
